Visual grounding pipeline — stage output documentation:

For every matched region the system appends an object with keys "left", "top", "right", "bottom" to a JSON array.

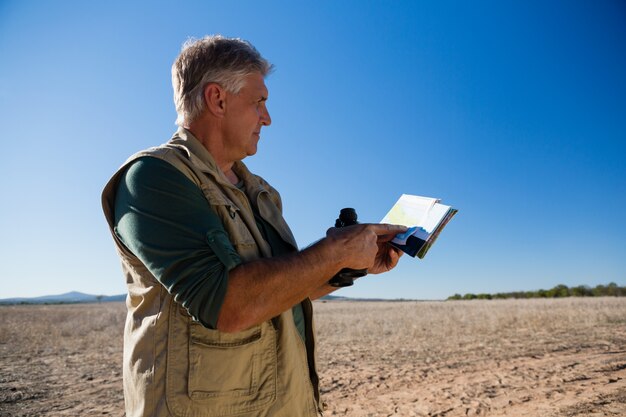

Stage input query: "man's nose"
[{"left": 260, "top": 105, "right": 271, "bottom": 126}]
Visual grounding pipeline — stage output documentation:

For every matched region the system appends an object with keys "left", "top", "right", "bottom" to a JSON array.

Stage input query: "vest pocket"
[
  {"left": 188, "top": 323, "right": 262, "bottom": 397},
  {"left": 169, "top": 318, "right": 277, "bottom": 416}
]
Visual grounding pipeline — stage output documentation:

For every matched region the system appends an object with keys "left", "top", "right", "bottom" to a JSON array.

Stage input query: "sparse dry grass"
[
  {"left": 0, "top": 298, "right": 624, "bottom": 416},
  {"left": 315, "top": 298, "right": 626, "bottom": 416},
  {"left": 0, "top": 303, "right": 126, "bottom": 417},
  {"left": 315, "top": 298, "right": 626, "bottom": 365}
]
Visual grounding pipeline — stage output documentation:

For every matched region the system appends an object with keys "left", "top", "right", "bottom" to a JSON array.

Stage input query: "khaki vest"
[{"left": 102, "top": 128, "right": 322, "bottom": 417}]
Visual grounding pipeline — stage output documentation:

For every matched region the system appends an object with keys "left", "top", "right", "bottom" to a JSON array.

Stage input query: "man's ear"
[{"left": 203, "top": 83, "right": 226, "bottom": 117}]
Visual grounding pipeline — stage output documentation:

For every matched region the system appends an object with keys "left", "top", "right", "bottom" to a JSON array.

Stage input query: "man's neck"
[
  {"left": 185, "top": 122, "right": 239, "bottom": 185},
  {"left": 223, "top": 167, "right": 240, "bottom": 185}
]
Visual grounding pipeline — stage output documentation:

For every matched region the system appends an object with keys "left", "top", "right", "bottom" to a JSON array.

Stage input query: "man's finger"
[
  {"left": 377, "top": 233, "right": 400, "bottom": 243},
  {"left": 367, "top": 223, "right": 408, "bottom": 236}
]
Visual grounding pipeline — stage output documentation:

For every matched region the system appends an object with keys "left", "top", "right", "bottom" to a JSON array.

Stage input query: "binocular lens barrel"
[{"left": 329, "top": 208, "right": 368, "bottom": 287}]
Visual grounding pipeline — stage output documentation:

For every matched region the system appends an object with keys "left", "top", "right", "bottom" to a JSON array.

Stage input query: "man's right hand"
[{"left": 325, "top": 223, "right": 407, "bottom": 271}]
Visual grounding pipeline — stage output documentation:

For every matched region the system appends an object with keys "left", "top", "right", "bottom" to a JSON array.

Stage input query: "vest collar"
[
  {"left": 168, "top": 128, "right": 224, "bottom": 178},
  {"left": 169, "top": 128, "right": 266, "bottom": 195},
  {"left": 167, "top": 128, "right": 298, "bottom": 250}
]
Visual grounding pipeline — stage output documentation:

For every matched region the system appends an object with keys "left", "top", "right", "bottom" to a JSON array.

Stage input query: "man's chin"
[{"left": 243, "top": 147, "right": 258, "bottom": 159}]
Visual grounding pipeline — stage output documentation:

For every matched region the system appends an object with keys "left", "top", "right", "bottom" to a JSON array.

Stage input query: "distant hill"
[
  {"left": 318, "top": 294, "right": 419, "bottom": 302},
  {"left": 318, "top": 294, "right": 349, "bottom": 301},
  {"left": 0, "top": 292, "right": 416, "bottom": 305},
  {"left": 0, "top": 291, "right": 126, "bottom": 305}
]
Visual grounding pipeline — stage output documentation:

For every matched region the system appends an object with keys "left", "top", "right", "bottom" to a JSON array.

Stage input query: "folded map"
[{"left": 381, "top": 194, "right": 457, "bottom": 259}]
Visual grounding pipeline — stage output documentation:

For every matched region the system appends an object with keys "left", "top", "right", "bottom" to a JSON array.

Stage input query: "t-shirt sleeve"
[{"left": 113, "top": 156, "right": 242, "bottom": 329}]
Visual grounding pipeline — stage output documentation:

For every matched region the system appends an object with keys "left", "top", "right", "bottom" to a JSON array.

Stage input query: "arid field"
[{"left": 1, "top": 298, "right": 624, "bottom": 417}]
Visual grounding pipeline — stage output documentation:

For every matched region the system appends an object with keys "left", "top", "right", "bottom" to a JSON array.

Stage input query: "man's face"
[{"left": 222, "top": 72, "right": 271, "bottom": 161}]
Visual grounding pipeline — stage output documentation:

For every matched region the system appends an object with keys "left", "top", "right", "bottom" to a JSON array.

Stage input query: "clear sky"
[{"left": 1, "top": 1, "right": 624, "bottom": 300}]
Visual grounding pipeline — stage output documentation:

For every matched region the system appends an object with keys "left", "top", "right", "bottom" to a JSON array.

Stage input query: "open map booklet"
[{"left": 381, "top": 194, "right": 458, "bottom": 259}]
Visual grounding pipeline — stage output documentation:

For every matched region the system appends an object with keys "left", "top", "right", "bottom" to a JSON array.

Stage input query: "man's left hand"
[{"left": 369, "top": 233, "right": 404, "bottom": 274}]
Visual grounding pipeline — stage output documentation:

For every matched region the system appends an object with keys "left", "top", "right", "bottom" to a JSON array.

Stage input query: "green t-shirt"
[{"left": 114, "top": 156, "right": 305, "bottom": 340}]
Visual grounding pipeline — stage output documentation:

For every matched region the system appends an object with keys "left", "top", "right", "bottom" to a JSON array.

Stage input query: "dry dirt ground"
[{"left": 0, "top": 298, "right": 624, "bottom": 417}]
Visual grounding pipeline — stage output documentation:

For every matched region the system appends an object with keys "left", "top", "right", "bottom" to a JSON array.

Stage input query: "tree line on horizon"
[{"left": 447, "top": 282, "right": 625, "bottom": 300}]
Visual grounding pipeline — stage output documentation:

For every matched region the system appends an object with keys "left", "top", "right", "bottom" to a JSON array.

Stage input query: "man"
[{"left": 102, "top": 35, "right": 405, "bottom": 417}]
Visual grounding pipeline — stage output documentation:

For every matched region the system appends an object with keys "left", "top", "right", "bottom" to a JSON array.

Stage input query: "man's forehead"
[{"left": 243, "top": 72, "right": 269, "bottom": 95}]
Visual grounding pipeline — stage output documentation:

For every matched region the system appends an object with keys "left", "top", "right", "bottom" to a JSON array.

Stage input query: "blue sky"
[{"left": 1, "top": 1, "right": 624, "bottom": 300}]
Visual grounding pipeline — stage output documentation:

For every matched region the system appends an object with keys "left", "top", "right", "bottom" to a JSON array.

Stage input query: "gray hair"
[{"left": 172, "top": 35, "right": 273, "bottom": 127}]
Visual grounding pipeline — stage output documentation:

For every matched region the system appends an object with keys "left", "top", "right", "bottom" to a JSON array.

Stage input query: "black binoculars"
[{"left": 328, "top": 208, "right": 368, "bottom": 287}]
